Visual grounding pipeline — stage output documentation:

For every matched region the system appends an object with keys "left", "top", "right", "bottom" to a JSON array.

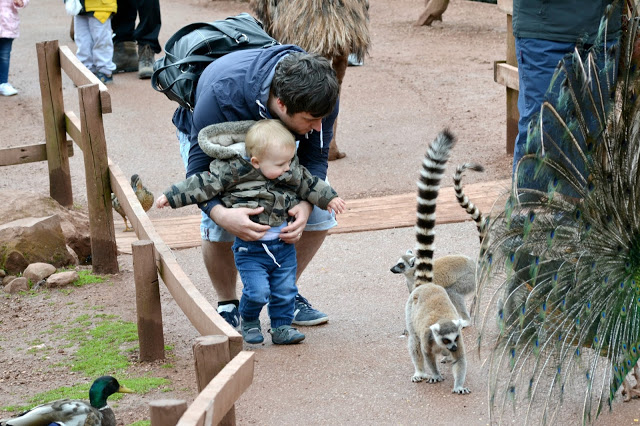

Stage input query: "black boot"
[{"left": 113, "top": 41, "right": 138, "bottom": 73}]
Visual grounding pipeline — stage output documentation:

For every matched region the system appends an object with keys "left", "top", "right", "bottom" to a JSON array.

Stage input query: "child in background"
[
  {"left": 0, "top": 0, "right": 29, "bottom": 96},
  {"left": 73, "top": 0, "right": 117, "bottom": 84},
  {"left": 156, "top": 119, "right": 346, "bottom": 345}
]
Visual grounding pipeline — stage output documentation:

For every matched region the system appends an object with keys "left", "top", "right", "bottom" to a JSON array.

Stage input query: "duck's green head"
[{"left": 89, "top": 376, "right": 134, "bottom": 408}]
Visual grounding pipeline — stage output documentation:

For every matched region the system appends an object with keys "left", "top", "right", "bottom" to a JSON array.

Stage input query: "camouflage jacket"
[{"left": 164, "top": 121, "right": 339, "bottom": 227}]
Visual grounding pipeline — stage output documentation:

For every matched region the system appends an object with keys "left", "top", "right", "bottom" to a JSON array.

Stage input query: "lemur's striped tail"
[
  {"left": 414, "top": 129, "right": 456, "bottom": 288},
  {"left": 453, "top": 163, "right": 487, "bottom": 243}
]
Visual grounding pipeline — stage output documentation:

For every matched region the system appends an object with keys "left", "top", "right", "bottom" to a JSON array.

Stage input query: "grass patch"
[
  {"left": 1, "top": 315, "right": 172, "bottom": 414},
  {"left": 2, "top": 376, "right": 169, "bottom": 412},
  {"left": 72, "top": 270, "right": 106, "bottom": 287}
]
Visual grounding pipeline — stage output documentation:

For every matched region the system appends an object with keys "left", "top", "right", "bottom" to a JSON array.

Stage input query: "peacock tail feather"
[{"left": 474, "top": 1, "right": 640, "bottom": 424}]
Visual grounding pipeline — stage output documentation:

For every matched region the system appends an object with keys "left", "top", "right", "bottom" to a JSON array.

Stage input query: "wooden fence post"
[
  {"left": 149, "top": 399, "right": 188, "bottom": 426},
  {"left": 497, "top": 0, "right": 518, "bottom": 155},
  {"left": 36, "top": 40, "right": 73, "bottom": 207},
  {"left": 78, "top": 83, "right": 118, "bottom": 273},
  {"left": 133, "top": 240, "right": 165, "bottom": 361},
  {"left": 193, "top": 336, "right": 236, "bottom": 425}
]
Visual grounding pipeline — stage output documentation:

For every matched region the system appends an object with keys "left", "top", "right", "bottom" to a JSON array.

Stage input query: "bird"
[
  {"left": 0, "top": 376, "right": 133, "bottom": 426},
  {"left": 474, "top": 2, "right": 640, "bottom": 424},
  {"left": 112, "top": 174, "right": 154, "bottom": 232}
]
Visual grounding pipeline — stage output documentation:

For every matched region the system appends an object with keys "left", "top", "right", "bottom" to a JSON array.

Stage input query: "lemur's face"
[
  {"left": 390, "top": 250, "right": 416, "bottom": 279},
  {"left": 430, "top": 321, "right": 462, "bottom": 352}
]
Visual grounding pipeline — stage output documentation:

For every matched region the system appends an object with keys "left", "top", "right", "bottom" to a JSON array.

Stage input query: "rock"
[
  {"left": 4, "top": 277, "right": 29, "bottom": 294},
  {"left": 0, "top": 216, "right": 76, "bottom": 275},
  {"left": 45, "top": 271, "right": 79, "bottom": 288},
  {"left": 66, "top": 245, "right": 80, "bottom": 266},
  {"left": 23, "top": 263, "right": 57, "bottom": 283},
  {"left": 2, "top": 276, "right": 17, "bottom": 286},
  {"left": 0, "top": 191, "right": 92, "bottom": 264}
]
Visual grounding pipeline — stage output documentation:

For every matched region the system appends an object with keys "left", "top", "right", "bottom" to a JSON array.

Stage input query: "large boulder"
[
  {"left": 0, "top": 191, "right": 91, "bottom": 263},
  {"left": 0, "top": 216, "right": 76, "bottom": 275}
]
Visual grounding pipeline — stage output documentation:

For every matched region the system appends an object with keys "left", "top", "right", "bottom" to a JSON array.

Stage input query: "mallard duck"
[{"left": 0, "top": 376, "right": 133, "bottom": 426}]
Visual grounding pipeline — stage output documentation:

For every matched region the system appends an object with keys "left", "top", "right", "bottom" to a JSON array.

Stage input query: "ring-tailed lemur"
[
  {"left": 392, "top": 162, "right": 486, "bottom": 323},
  {"left": 405, "top": 129, "right": 470, "bottom": 395}
]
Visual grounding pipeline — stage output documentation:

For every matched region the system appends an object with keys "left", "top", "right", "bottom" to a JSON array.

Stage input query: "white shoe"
[{"left": 0, "top": 83, "right": 18, "bottom": 96}]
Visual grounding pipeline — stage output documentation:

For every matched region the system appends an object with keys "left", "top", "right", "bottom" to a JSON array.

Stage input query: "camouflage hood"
[{"left": 197, "top": 120, "right": 256, "bottom": 160}]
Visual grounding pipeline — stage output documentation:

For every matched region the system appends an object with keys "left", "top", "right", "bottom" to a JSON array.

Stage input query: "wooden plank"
[
  {"left": 497, "top": 0, "right": 513, "bottom": 14},
  {"left": 177, "top": 352, "right": 255, "bottom": 426},
  {"left": 109, "top": 161, "right": 243, "bottom": 347},
  {"left": 36, "top": 40, "right": 73, "bottom": 207},
  {"left": 505, "top": 12, "right": 519, "bottom": 155},
  {"left": 79, "top": 84, "right": 118, "bottom": 273},
  {"left": 494, "top": 61, "right": 519, "bottom": 91},
  {"left": 0, "top": 141, "right": 73, "bottom": 166},
  {"left": 115, "top": 179, "right": 511, "bottom": 254},
  {"left": 59, "top": 45, "right": 112, "bottom": 114},
  {"left": 65, "top": 111, "right": 83, "bottom": 151},
  {"left": 133, "top": 240, "right": 165, "bottom": 362}
]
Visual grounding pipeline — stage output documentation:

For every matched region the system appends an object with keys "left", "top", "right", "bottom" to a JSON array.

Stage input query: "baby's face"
[{"left": 254, "top": 145, "right": 295, "bottom": 179}]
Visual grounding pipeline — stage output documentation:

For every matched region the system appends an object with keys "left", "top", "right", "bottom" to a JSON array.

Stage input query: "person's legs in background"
[
  {"left": 512, "top": 38, "right": 574, "bottom": 177},
  {"left": 112, "top": 0, "right": 161, "bottom": 78},
  {"left": 111, "top": 0, "right": 138, "bottom": 73},
  {"left": 89, "top": 16, "right": 116, "bottom": 84},
  {"left": 73, "top": 16, "right": 97, "bottom": 74},
  {"left": 0, "top": 38, "right": 17, "bottom": 96},
  {"left": 133, "top": 0, "right": 161, "bottom": 79}
]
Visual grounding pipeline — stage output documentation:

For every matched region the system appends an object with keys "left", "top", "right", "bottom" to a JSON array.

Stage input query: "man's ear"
[{"left": 275, "top": 97, "right": 288, "bottom": 115}]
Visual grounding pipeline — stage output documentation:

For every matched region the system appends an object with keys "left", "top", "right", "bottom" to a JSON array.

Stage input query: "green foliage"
[
  {"left": 4, "top": 376, "right": 169, "bottom": 412},
  {"left": 1, "top": 315, "right": 172, "bottom": 413},
  {"left": 128, "top": 421, "right": 151, "bottom": 426},
  {"left": 67, "top": 320, "right": 138, "bottom": 377},
  {"left": 72, "top": 270, "right": 106, "bottom": 287}
]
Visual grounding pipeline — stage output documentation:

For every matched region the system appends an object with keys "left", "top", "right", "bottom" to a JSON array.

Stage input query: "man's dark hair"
[{"left": 271, "top": 52, "right": 339, "bottom": 117}]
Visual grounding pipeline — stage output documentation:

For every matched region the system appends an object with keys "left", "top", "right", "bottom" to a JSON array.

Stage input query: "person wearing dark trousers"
[{"left": 111, "top": 0, "right": 161, "bottom": 79}]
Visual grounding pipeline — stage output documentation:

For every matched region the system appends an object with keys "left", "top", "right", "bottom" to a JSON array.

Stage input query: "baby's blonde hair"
[{"left": 245, "top": 119, "right": 296, "bottom": 159}]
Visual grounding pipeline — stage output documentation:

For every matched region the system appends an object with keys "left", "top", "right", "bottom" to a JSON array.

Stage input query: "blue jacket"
[
  {"left": 513, "top": 0, "right": 621, "bottom": 44},
  {"left": 172, "top": 44, "right": 340, "bottom": 216}
]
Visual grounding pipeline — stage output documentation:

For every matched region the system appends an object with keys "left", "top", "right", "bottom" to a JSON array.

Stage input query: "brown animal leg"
[
  {"left": 329, "top": 53, "right": 349, "bottom": 161},
  {"left": 416, "top": 0, "right": 449, "bottom": 26},
  {"left": 70, "top": 17, "right": 74, "bottom": 41},
  {"left": 123, "top": 217, "right": 133, "bottom": 232}
]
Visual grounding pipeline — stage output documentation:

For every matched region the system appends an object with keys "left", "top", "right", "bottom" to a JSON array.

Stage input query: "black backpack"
[{"left": 151, "top": 13, "right": 279, "bottom": 111}]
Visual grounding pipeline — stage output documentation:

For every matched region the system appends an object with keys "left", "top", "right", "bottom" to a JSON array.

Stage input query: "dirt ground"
[{"left": 1, "top": 0, "right": 638, "bottom": 425}]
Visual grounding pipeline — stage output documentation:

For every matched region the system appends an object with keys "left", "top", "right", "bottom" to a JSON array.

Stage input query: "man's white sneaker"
[{"left": 0, "top": 83, "right": 18, "bottom": 96}]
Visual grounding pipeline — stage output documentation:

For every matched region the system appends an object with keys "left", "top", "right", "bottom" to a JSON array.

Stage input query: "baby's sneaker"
[
  {"left": 0, "top": 82, "right": 18, "bottom": 96},
  {"left": 270, "top": 325, "right": 305, "bottom": 345},
  {"left": 241, "top": 319, "right": 264, "bottom": 344}
]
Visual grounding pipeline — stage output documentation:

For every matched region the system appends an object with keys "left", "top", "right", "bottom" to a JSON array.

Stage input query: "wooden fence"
[{"left": 0, "top": 39, "right": 253, "bottom": 425}]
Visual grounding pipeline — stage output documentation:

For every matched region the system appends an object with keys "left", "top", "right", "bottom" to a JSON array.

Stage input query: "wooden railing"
[
  {"left": 0, "top": 39, "right": 253, "bottom": 425},
  {"left": 494, "top": 0, "right": 518, "bottom": 154}
]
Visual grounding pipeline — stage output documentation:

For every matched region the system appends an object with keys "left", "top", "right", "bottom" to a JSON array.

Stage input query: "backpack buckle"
[{"left": 235, "top": 33, "right": 248, "bottom": 44}]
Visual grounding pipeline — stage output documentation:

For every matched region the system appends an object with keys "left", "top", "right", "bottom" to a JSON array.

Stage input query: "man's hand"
[
  {"left": 210, "top": 204, "right": 270, "bottom": 241},
  {"left": 280, "top": 201, "right": 313, "bottom": 243}
]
